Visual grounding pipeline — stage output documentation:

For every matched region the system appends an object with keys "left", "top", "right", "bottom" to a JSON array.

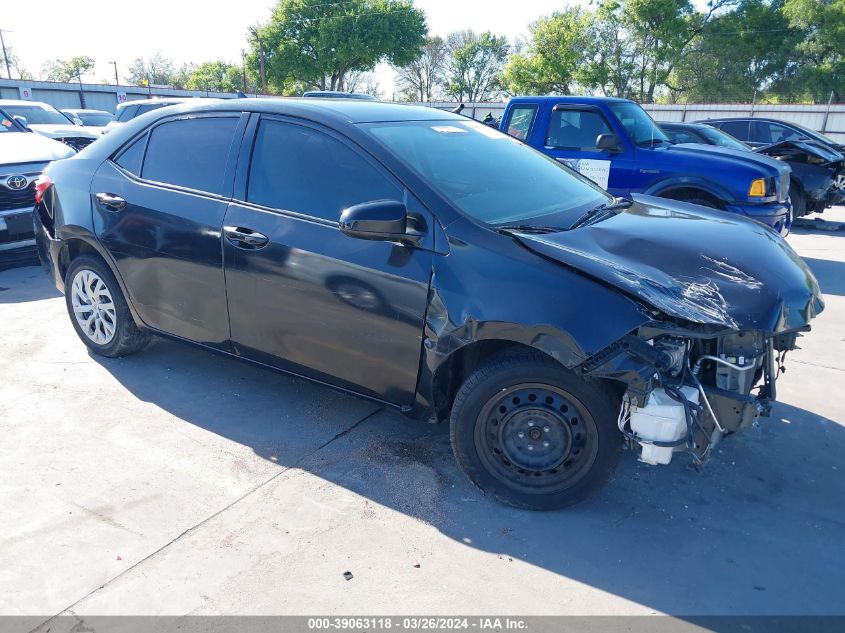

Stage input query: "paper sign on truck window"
[{"left": 556, "top": 158, "right": 611, "bottom": 190}]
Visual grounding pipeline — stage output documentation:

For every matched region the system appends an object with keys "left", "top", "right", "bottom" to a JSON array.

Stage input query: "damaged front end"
[
  {"left": 513, "top": 195, "right": 825, "bottom": 467},
  {"left": 583, "top": 323, "right": 801, "bottom": 466},
  {"left": 756, "top": 140, "right": 845, "bottom": 213}
]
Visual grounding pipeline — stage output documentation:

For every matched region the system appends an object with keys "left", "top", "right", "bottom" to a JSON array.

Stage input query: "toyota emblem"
[{"left": 6, "top": 175, "right": 27, "bottom": 190}]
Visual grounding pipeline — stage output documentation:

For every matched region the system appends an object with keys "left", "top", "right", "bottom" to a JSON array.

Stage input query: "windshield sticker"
[
  {"left": 432, "top": 125, "right": 467, "bottom": 135},
  {"left": 557, "top": 158, "right": 611, "bottom": 190},
  {"left": 1, "top": 119, "right": 11, "bottom": 128}
]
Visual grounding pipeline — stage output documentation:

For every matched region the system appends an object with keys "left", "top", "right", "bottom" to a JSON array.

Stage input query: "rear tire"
[
  {"left": 64, "top": 255, "right": 150, "bottom": 358},
  {"left": 449, "top": 350, "right": 622, "bottom": 510}
]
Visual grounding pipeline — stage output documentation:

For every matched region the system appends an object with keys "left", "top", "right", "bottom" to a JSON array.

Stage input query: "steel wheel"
[
  {"left": 71, "top": 269, "right": 117, "bottom": 345},
  {"left": 474, "top": 382, "right": 599, "bottom": 494}
]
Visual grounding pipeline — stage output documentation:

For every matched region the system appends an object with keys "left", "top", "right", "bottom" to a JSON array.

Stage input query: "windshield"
[
  {"left": 2, "top": 104, "right": 72, "bottom": 126},
  {"left": 364, "top": 119, "right": 611, "bottom": 227},
  {"left": 697, "top": 126, "right": 750, "bottom": 150},
  {"left": 609, "top": 102, "right": 669, "bottom": 146},
  {"left": 0, "top": 114, "right": 22, "bottom": 133},
  {"left": 786, "top": 120, "right": 840, "bottom": 146},
  {"left": 77, "top": 113, "right": 113, "bottom": 126}
]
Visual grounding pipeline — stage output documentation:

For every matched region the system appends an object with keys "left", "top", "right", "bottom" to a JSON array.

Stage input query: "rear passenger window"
[
  {"left": 114, "top": 133, "right": 147, "bottom": 176},
  {"left": 141, "top": 117, "right": 238, "bottom": 194},
  {"left": 247, "top": 120, "right": 400, "bottom": 222},
  {"left": 546, "top": 109, "right": 612, "bottom": 149},
  {"left": 504, "top": 105, "right": 537, "bottom": 140},
  {"left": 718, "top": 120, "right": 750, "bottom": 141}
]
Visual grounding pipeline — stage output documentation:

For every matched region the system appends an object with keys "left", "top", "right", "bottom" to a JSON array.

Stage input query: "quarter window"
[
  {"left": 546, "top": 109, "right": 612, "bottom": 149},
  {"left": 114, "top": 133, "right": 148, "bottom": 176},
  {"left": 504, "top": 105, "right": 537, "bottom": 140},
  {"left": 141, "top": 117, "right": 238, "bottom": 194},
  {"left": 247, "top": 120, "right": 400, "bottom": 222}
]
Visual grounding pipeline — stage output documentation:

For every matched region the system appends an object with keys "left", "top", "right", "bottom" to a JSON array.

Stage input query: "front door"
[
  {"left": 91, "top": 114, "right": 245, "bottom": 346},
  {"left": 223, "top": 117, "right": 433, "bottom": 405},
  {"left": 540, "top": 106, "right": 633, "bottom": 196}
]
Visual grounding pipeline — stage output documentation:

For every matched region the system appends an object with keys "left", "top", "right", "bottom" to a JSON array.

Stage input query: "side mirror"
[
  {"left": 596, "top": 133, "right": 622, "bottom": 153},
  {"left": 13, "top": 115, "right": 29, "bottom": 129},
  {"left": 340, "top": 200, "right": 409, "bottom": 242}
]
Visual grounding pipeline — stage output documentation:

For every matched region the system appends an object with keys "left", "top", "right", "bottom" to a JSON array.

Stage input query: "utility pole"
[
  {"left": 248, "top": 27, "right": 267, "bottom": 94},
  {"left": 241, "top": 50, "right": 247, "bottom": 92},
  {"left": 110, "top": 61, "right": 118, "bottom": 86},
  {"left": 0, "top": 28, "right": 12, "bottom": 80}
]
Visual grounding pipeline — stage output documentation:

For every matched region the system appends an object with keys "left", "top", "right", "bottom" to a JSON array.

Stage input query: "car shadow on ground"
[
  {"left": 791, "top": 217, "right": 845, "bottom": 236},
  {"left": 801, "top": 257, "right": 845, "bottom": 296},
  {"left": 91, "top": 336, "right": 845, "bottom": 616},
  {"left": 0, "top": 265, "right": 61, "bottom": 303}
]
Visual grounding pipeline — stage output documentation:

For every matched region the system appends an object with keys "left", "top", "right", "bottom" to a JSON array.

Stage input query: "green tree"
[
  {"left": 43, "top": 56, "right": 95, "bottom": 83},
  {"left": 126, "top": 54, "right": 178, "bottom": 86},
  {"left": 394, "top": 36, "right": 447, "bottom": 101},
  {"left": 782, "top": 0, "right": 845, "bottom": 101},
  {"left": 444, "top": 30, "right": 510, "bottom": 101},
  {"left": 669, "top": 0, "right": 800, "bottom": 102},
  {"left": 502, "top": 9, "right": 591, "bottom": 95},
  {"left": 186, "top": 61, "right": 243, "bottom": 93},
  {"left": 253, "top": 0, "right": 427, "bottom": 94}
]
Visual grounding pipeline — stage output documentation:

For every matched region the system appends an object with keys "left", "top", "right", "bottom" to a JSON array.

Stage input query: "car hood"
[
  {"left": 667, "top": 142, "right": 790, "bottom": 180},
  {"left": 515, "top": 195, "right": 823, "bottom": 332},
  {"left": 28, "top": 124, "right": 99, "bottom": 139},
  {"left": 0, "top": 131, "right": 76, "bottom": 163},
  {"left": 756, "top": 139, "right": 844, "bottom": 168}
]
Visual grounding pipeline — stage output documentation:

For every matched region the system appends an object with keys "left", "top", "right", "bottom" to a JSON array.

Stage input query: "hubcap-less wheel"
[
  {"left": 71, "top": 269, "right": 117, "bottom": 345},
  {"left": 474, "top": 383, "right": 599, "bottom": 494}
]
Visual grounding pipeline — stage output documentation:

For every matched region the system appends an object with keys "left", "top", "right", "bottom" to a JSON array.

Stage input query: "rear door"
[
  {"left": 91, "top": 113, "right": 246, "bottom": 346},
  {"left": 222, "top": 115, "right": 434, "bottom": 405}
]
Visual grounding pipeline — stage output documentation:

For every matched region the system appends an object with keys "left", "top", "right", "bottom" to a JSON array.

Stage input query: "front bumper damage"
[{"left": 581, "top": 322, "right": 802, "bottom": 465}]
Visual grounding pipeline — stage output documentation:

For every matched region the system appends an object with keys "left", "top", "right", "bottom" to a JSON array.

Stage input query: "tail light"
[{"left": 34, "top": 174, "right": 52, "bottom": 204}]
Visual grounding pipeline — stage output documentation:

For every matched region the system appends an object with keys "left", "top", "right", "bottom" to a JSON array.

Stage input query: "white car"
[
  {"left": 0, "top": 112, "right": 75, "bottom": 255},
  {"left": 0, "top": 99, "right": 100, "bottom": 152},
  {"left": 104, "top": 98, "right": 195, "bottom": 132}
]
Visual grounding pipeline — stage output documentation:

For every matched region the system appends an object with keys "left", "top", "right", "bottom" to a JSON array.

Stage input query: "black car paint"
[{"left": 34, "top": 99, "right": 823, "bottom": 422}]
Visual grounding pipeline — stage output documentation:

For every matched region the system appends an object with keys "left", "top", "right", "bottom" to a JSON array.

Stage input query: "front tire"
[
  {"left": 449, "top": 351, "right": 622, "bottom": 510},
  {"left": 65, "top": 255, "right": 150, "bottom": 357}
]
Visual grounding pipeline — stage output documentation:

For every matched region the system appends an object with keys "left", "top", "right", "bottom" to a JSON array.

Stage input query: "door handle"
[
  {"left": 95, "top": 192, "right": 126, "bottom": 210},
  {"left": 224, "top": 226, "right": 269, "bottom": 248}
]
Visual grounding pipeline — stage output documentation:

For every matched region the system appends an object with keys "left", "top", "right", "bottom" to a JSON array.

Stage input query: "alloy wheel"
[{"left": 71, "top": 269, "right": 117, "bottom": 345}]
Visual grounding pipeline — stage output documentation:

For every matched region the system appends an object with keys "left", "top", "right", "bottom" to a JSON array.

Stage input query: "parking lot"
[{"left": 1, "top": 209, "right": 844, "bottom": 621}]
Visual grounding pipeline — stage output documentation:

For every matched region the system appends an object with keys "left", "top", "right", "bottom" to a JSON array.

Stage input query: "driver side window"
[{"left": 545, "top": 109, "right": 612, "bottom": 150}]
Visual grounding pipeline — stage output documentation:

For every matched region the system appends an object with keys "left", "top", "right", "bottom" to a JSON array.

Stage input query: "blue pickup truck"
[{"left": 500, "top": 96, "right": 792, "bottom": 234}]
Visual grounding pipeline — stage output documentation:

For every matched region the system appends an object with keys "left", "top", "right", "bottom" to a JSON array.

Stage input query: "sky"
[{"left": 0, "top": 0, "right": 578, "bottom": 96}]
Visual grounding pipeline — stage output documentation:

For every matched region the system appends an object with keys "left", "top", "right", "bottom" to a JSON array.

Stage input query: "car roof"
[
  {"left": 148, "top": 97, "right": 463, "bottom": 124},
  {"left": 507, "top": 95, "right": 633, "bottom": 105},
  {"left": 115, "top": 97, "right": 194, "bottom": 110},
  {"left": 658, "top": 121, "right": 709, "bottom": 129},
  {"left": 62, "top": 108, "right": 111, "bottom": 115},
  {"left": 0, "top": 99, "right": 52, "bottom": 107},
  {"left": 302, "top": 91, "right": 377, "bottom": 101}
]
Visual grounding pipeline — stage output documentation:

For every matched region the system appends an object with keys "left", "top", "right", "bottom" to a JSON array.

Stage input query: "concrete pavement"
[{"left": 1, "top": 209, "right": 844, "bottom": 622}]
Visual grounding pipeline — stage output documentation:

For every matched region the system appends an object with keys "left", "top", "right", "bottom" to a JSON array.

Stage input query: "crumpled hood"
[
  {"left": 668, "top": 142, "right": 791, "bottom": 180},
  {"left": 0, "top": 131, "right": 76, "bottom": 163},
  {"left": 516, "top": 195, "right": 824, "bottom": 332},
  {"left": 756, "top": 139, "right": 844, "bottom": 168}
]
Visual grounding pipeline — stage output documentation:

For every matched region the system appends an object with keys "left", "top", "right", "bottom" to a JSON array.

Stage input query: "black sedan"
[
  {"left": 660, "top": 121, "right": 844, "bottom": 218},
  {"left": 34, "top": 99, "right": 823, "bottom": 509}
]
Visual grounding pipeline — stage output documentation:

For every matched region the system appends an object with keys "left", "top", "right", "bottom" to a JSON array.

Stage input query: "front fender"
[{"left": 645, "top": 175, "right": 734, "bottom": 203}]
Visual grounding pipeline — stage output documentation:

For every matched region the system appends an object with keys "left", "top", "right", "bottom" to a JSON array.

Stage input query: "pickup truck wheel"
[
  {"left": 450, "top": 351, "right": 622, "bottom": 510},
  {"left": 788, "top": 184, "right": 806, "bottom": 218},
  {"left": 65, "top": 255, "right": 150, "bottom": 358}
]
